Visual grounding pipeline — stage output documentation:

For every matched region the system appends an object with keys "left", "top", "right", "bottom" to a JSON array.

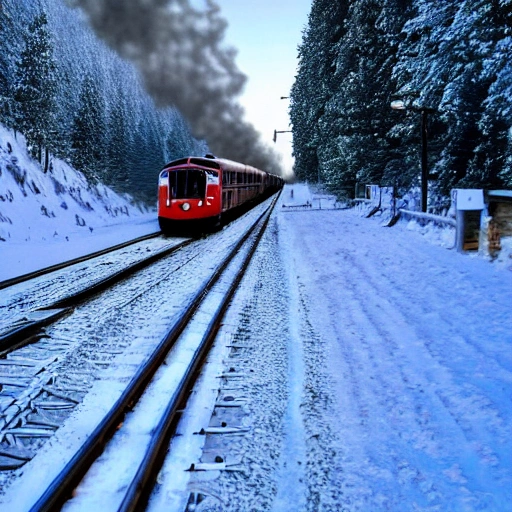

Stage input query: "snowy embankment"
[
  {"left": 276, "top": 194, "right": 512, "bottom": 510},
  {"left": 0, "top": 125, "right": 158, "bottom": 280}
]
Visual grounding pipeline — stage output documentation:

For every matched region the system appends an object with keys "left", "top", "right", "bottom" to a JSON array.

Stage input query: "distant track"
[{"left": 0, "top": 231, "right": 161, "bottom": 291}]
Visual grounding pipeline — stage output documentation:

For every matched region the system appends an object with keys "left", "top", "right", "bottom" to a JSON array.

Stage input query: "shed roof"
[{"left": 488, "top": 190, "right": 512, "bottom": 201}]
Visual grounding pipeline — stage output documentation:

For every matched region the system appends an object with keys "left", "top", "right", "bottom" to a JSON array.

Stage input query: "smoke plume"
[{"left": 66, "top": 0, "right": 283, "bottom": 174}]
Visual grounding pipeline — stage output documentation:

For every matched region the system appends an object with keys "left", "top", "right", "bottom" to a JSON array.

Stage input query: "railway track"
[
  {"left": 1, "top": 234, "right": 195, "bottom": 477},
  {"left": 0, "top": 193, "right": 279, "bottom": 511},
  {"left": 0, "top": 235, "right": 192, "bottom": 355},
  {"left": 0, "top": 232, "right": 161, "bottom": 291}
]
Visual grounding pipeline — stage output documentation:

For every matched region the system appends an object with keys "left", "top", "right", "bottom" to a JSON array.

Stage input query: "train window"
[
  {"left": 169, "top": 168, "right": 206, "bottom": 199},
  {"left": 159, "top": 170, "right": 168, "bottom": 186},
  {"left": 205, "top": 169, "right": 219, "bottom": 185},
  {"left": 237, "top": 172, "right": 243, "bottom": 184}
]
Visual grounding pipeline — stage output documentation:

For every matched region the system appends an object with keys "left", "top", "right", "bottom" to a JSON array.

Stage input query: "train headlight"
[{"left": 181, "top": 202, "right": 191, "bottom": 211}]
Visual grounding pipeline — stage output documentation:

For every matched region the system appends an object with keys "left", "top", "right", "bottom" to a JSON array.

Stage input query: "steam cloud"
[{"left": 67, "top": 0, "right": 283, "bottom": 174}]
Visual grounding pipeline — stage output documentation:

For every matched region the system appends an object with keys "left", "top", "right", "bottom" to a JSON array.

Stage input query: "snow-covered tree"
[
  {"left": 1, "top": 0, "right": 40, "bottom": 129},
  {"left": 70, "top": 73, "right": 106, "bottom": 179},
  {"left": 0, "top": 2, "right": 15, "bottom": 125},
  {"left": 392, "top": 0, "right": 511, "bottom": 194},
  {"left": 1, "top": 0, "right": 206, "bottom": 203},
  {"left": 466, "top": 1, "right": 512, "bottom": 189},
  {"left": 292, "top": 0, "right": 512, "bottom": 198},
  {"left": 291, "top": 0, "right": 413, "bottom": 195},
  {"left": 327, "top": 0, "right": 413, "bottom": 193},
  {"left": 433, "top": 0, "right": 504, "bottom": 191},
  {"left": 12, "top": 11, "right": 58, "bottom": 168},
  {"left": 290, "top": 0, "right": 350, "bottom": 184}
]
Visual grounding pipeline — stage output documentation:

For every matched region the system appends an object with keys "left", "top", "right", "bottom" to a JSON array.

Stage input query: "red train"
[{"left": 157, "top": 154, "right": 283, "bottom": 233}]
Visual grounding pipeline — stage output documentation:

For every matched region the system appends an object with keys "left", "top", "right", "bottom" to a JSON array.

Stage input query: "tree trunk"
[{"left": 44, "top": 146, "right": 49, "bottom": 173}]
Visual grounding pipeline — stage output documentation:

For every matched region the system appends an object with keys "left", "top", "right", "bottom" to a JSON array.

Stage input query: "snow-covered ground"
[
  {"left": 0, "top": 124, "right": 158, "bottom": 281},
  {"left": 275, "top": 186, "right": 512, "bottom": 510}
]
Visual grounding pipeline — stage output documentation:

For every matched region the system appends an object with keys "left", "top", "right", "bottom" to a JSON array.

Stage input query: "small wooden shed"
[{"left": 487, "top": 190, "right": 512, "bottom": 253}]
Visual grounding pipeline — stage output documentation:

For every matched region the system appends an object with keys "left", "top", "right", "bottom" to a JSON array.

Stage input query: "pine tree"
[
  {"left": 392, "top": 0, "right": 511, "bottom": 194},
  {"left": 290, "top": 0, "right": 350, "bottom": 184},
  {"left": 0, "top": 0, "right": 36, "bottom": 128},
  {"left": 466, "top": 0, "right": 512, "bottom": 189},
  {"left": 434, "top": 0, "right": 503, "bottom": 192},
  {"left": 70, "top": 73, "right": 106, "bottom": 179},
  {"left": 12, "top": 11, "right": 58, "bottom": 168},
  {"left": 1, "top": 0, "right": 208, "bottom": 203},
  {"left": 0, "top": 2, "right": 14, "bottom": 125},
  {"left": 313, "top": 0, "right": 412, "bottom": 195},
  {"left": 105, "top": 86, "right": 130, "bottom": 187},
  {"left": 291, "top": 0, "right": 512, "bottom": 196},
  {"left": 325, "top": 0, "right": 375, "bottom": 190},
  {"left": 128, "top": 104, "right": 166, "bottom": 202}
]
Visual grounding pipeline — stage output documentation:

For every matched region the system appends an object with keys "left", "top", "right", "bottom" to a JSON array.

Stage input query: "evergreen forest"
[
  {"left": 290, "top": 0, "right": 512, "bottom": 204},
  {"left": 0, "top": 0, "right": 210, "bottom": 203}
]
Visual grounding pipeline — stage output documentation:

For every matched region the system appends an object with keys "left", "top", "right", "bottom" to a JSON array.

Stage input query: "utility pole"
[{"left": 391, "top": 99, "right": 436, "bottom": 213}]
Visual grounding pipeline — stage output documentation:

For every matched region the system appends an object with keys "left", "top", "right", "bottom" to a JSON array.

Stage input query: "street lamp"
[
  {"left": 273, "top": 129, "right": 292, "bottom": 143},
  {"left": 276, "top": 96, "right": 292, "bottom": 141},
  {"left": 391, "top": 99, "right": 436, "bottom": 213}
]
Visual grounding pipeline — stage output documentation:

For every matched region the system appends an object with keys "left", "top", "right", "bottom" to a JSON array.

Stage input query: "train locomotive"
[{"left": 157, "top": 154, "right": 283, "bottom": 233}]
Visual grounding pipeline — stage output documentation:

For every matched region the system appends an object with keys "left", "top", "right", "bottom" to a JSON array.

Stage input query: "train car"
[{"left": 157, "top": 154, "right": 283, "bottom": 233}]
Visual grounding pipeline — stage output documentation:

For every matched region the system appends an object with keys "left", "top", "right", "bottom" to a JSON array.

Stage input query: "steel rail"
[
  {"left": 120, "top": 192, "right": 278, "bottom": 512},
  {"left": 0, "top": 238, "right": 194, "bottom": 354},
  {"left": 0, "top": 232, "right": 161, "bottom": 291},
  {"left": 28, "top": 193, "right": 279, "bottom": 512}
]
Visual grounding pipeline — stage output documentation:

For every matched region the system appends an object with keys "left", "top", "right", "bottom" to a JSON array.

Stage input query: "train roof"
[
  {"left": 161, "top": 155, "right": 284, "bottom": 181},
  {"left": 161, "top": 156, "right": 221, "bottom": 170}
]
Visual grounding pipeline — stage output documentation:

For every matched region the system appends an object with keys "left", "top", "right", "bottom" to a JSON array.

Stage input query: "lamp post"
[
  {"left": 273, "top": 129, "right": 292, "bottom": 143},
  {"left": 391, "top": 99, "right": 435, "bottom": 213},
  {"left": 275, "top": 96, "right": 292, "bottom": 141}
]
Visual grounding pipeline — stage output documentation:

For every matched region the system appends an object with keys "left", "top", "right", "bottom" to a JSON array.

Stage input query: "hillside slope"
[{"left": 0, "top": 124, "right": 154, "bottom": 244}]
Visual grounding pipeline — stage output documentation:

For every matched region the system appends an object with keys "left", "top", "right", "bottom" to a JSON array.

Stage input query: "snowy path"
[{"left": 279, "top": 201, "right": 512, "bottom": 511}]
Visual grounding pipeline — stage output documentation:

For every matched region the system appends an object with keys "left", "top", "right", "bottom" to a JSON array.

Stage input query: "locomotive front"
[{"left": 158, "top": 158, "right": 222, "bottom": 232}]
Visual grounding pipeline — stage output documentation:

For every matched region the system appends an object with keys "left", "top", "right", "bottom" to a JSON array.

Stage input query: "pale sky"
[{"left": 214, "top": 1, "right": 312, "bottom": 177}]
